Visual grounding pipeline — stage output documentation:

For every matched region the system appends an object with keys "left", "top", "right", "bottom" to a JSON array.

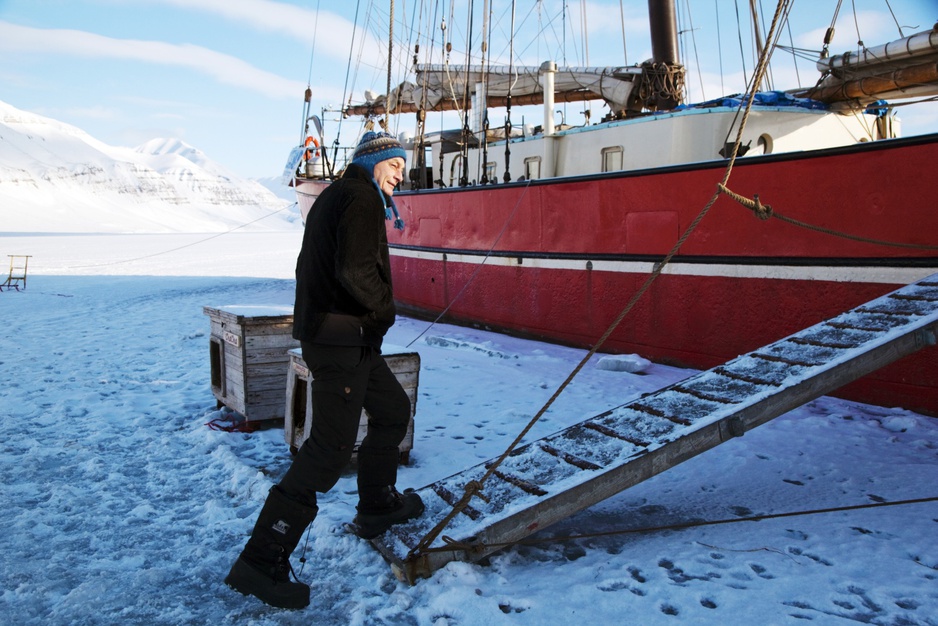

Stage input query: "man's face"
[{"left": 373, "top": 157, "right": 406, "bottom": 196}]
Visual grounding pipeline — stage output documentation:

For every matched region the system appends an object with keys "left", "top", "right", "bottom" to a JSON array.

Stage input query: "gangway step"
[{"left": 373, "top": 274, "right": 938, "bottom": 583}]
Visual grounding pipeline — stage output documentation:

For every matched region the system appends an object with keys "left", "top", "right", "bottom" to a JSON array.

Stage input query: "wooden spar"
[
  {"left": 343, "top": 89, "right": 602, "bottom": 117},
  {"left": 790, "top": 27, "right": 938, "bottom": 104},
  {"left": 799, "top": 61, "right": 938, "bottom": 104},
  {"left": 368, "top": 274, "right": 938, "bottom": 583}
]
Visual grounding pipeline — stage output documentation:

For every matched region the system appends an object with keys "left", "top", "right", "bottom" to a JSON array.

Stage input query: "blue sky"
[{"left": 1, "top": 0, "right": 935, "bottom": 179}]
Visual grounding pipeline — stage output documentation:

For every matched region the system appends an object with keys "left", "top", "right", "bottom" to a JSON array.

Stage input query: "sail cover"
[{"left": 388, "top": 64, "right": 642, "bottom": 112}]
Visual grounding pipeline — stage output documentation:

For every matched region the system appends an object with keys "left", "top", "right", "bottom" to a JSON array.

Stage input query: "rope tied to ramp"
[{"left": 717, "top": 182, "right": 773, "bottom": 220}]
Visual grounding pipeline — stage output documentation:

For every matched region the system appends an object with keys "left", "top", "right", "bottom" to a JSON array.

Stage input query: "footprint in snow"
[
  {"left": 894, "top": 599, "right": 919, "bottom": 610},
  {"left": 628, "top": 566, "right": 646, "bottom": 583},
  {"left": 658, "top": 559, "right": 715, "bottom": 584},
  {"left": 660, "top": 603, "right": 679, "bottom": 616},
  {"left": 700, "top": 598, "right": 717, "bottom": 609},
  {"left": 497, "top": 602, "right": 527, "bottom": 614},
  {"left": 788, "top": 547, "right": 833, "bottom": 566}
]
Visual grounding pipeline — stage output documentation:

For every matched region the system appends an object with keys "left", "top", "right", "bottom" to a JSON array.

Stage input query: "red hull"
[{"left": 382, "top": 135, "right": 938, "bottom": 414}]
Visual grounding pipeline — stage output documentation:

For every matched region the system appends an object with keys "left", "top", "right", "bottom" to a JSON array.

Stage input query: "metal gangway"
[{"left": 371, "top": 274, "right": 938, "bottom": 583}]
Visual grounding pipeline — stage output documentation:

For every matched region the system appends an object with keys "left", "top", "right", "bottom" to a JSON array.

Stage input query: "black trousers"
[{"left": 277, "top": 343, "right": 411, "bottom": 506}]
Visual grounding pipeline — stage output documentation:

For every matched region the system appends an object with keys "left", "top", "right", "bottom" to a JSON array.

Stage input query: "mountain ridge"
[{"left": 0, "top": 100, "right": 299, "bottom": 233}]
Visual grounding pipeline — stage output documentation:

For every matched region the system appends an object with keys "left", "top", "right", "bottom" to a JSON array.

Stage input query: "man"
[{"left": 225, "top": 131, "right": 424, "bottom": 609}]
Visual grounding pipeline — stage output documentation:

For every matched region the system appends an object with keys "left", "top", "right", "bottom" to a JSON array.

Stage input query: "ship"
[{"left": 285, "top": 1, "right": 938, "bottom": 414}]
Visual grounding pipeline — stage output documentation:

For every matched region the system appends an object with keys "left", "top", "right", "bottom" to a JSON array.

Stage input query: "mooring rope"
[
  {"left": 422, "top": 495, "right": 938, "bottom": 554},
  {"left": 406, "top": 0, "right": 793, "bottom": 563},
  {"left": 65, "top": 202, "right": 297, "bottom": 270},
  {"left": 717, "top": 182, "right": 938, "bottom": 250}
]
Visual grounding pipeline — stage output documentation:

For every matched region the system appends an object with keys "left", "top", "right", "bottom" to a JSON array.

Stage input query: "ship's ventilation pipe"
[
  {"left": 540, "top": 61, "right": 557, "bottom": 178},
  {"left": 648, "top": 0, "right": 679, "bottom": 66},
  {"left": 540, "top": 61, "right": 556, "bottom": 136}
]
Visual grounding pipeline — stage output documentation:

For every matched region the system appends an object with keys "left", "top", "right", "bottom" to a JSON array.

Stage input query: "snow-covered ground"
[{"left": 1, "top": 232, "right": 936, "bottom": 625}]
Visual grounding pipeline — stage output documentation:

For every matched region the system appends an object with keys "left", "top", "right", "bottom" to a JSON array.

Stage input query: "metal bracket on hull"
[{"left": 371, "top": 274, "right": 938, "bottom": 583}]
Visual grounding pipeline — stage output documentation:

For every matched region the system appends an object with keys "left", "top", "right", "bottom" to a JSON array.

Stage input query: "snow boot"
[
  {"left": 353, "top": 446, "right": 424, "bottom": 539},
  {"left": 356, "top": 445, "right": 402, "bottom": 500},
  {"left": 225, "top": 486, "right": 317, "bottom": 609},
  {"left": 352, "top": 485, "right": 425, "bottom": 539}
]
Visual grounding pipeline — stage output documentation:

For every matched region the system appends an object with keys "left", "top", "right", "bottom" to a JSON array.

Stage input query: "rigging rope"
[
  {"left": 66, "top": 203, "right": 296, "bottom": 270},
  {"left": 305, "top": 0, "right": 323, "bottom": 87},
  {"left": 407, "top": 0, "right": 795, "bottom": 564},
  {"left": 386, "top": 0, "right": 395, "bottom": 128},
  {"left": 618, "top": 0, "right": 628, "bottom": 65},
  {"left": 503, "top": 0, "right": 516, "bottom": 183},
  {"left": 480, "top": 0, "right": 492, "bottom": 183},
  {"left": 333, "top": 0, "right": 365, "bottom": 169},
  {"left": 404, "top": 178, "right": 533, "bottom": 349}
]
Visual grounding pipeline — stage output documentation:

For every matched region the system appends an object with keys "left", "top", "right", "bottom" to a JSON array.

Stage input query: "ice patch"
[
  {"left": 880, "top": 416, "right": 917, "bottom": 433},
  {"left": 596, "top": 354, "right": 651, "bottom": 373},
  {"left": 423, "top": 336, "right": 518, "bottom": 359}
]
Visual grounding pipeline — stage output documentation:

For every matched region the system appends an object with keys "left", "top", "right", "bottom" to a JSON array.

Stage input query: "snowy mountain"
[{"left": 0, "top": 100, "right": 300, "bottom": 233}]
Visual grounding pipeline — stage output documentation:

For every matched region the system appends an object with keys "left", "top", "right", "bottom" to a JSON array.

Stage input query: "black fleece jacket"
[{"left": 292, "top": 163, "right": 396, "bottom": 349}]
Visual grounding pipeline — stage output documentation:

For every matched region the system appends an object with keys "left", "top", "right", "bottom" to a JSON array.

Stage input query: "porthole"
[{"left": 757, "top": 134, "right": 773, "bottom": 154}]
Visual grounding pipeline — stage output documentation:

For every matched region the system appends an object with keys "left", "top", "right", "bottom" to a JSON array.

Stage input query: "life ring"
[{"left": 304, "top": 136, "right": 320, "bottom": 160}]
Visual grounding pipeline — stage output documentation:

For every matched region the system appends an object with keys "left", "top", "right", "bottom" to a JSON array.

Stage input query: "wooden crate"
[
  {"left": 203, "top": 305, "right": 299, "bottom": 421},
  {"left": 285, "top": 348, "right": 419, "bottom": 464}
]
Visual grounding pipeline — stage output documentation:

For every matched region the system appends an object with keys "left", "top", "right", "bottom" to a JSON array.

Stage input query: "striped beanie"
[{"left": 351, "top": 131, "right": 406, "bottom": 174}]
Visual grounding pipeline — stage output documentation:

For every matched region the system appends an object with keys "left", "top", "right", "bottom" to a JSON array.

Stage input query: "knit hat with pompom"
[{"left": 351, "top": 131, "right": 406, "bottom": 174}]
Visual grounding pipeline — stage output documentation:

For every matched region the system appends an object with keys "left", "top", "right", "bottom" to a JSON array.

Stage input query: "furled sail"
[
  {"left": 347, "top": 63, "right": 642, "bottom": 116},
  {"left": 802, "top": 27, "right": 938, "bottom": 103}
]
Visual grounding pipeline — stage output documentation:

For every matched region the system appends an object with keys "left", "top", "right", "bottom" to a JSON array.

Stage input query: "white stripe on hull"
[{"left": 389, "top": 247, "right": 934, "bottom": 285}]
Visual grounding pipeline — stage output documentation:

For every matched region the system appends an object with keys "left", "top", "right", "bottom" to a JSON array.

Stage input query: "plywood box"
[
  {"left": 203, "top": 305, "right": 299, "bottom": 422},
  {"left": 285, "top": 348, "right": 419, "bottom": 463}
]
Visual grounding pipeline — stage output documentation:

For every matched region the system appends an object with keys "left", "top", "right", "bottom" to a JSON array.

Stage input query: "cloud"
[
  {"left": 0, "top": 20, "right": 305, "bottom": 99},
  {"left": 149, "top": 0, "right": 381, "bottom": 58}
]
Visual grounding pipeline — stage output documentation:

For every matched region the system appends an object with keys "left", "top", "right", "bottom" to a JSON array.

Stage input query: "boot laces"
[{"left": 271, "top": 545, "right": 303, "bottom": 584}]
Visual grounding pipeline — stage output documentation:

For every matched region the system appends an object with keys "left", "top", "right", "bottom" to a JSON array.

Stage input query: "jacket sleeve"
[{"left": 334, "top": 189, "right": 395, "bottom": 324}]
